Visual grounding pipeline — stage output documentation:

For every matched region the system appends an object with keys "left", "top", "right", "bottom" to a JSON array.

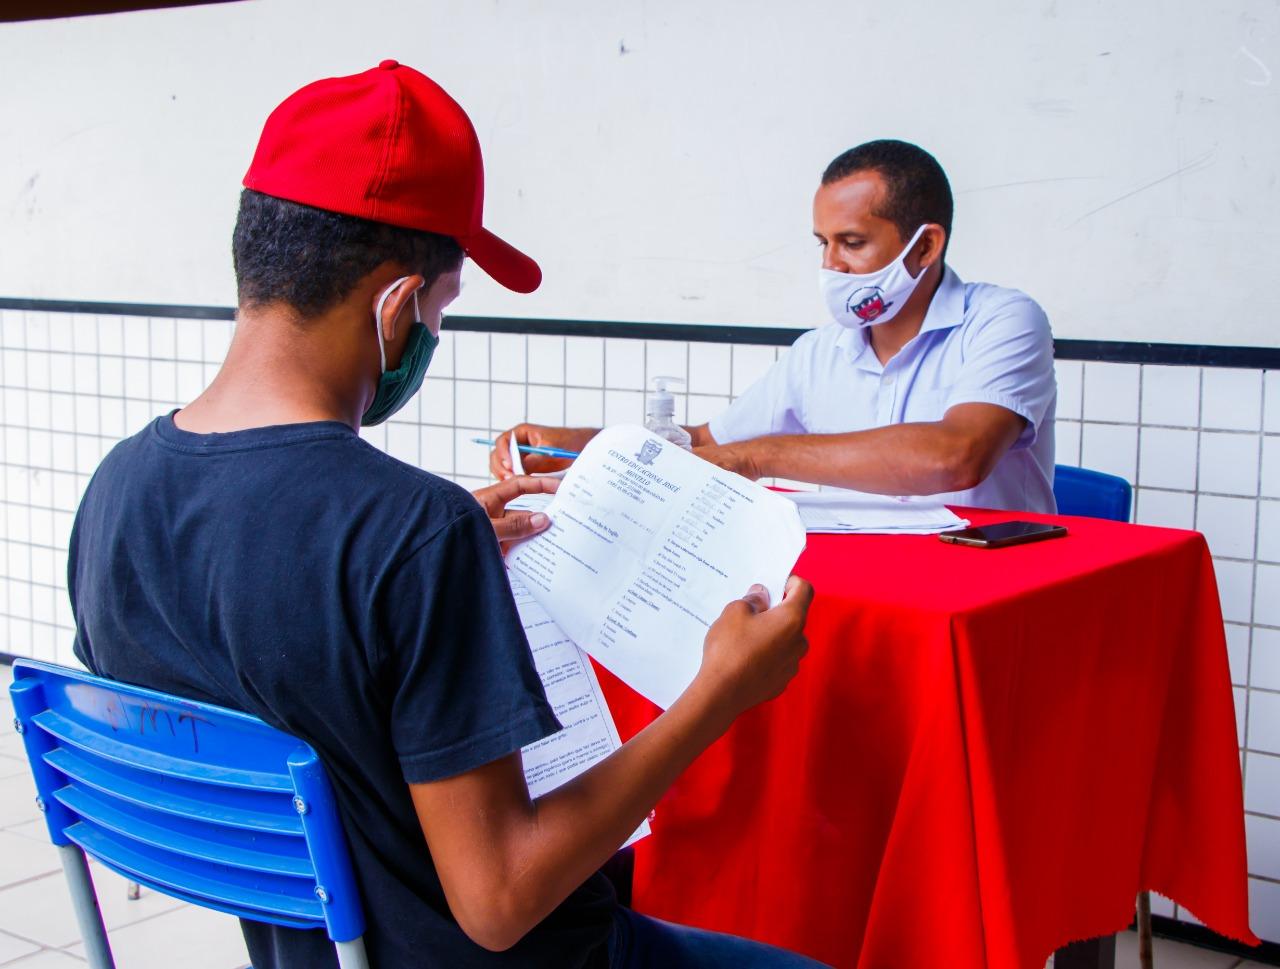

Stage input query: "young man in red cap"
[{"left": 67, "top": 61, "right": 822, "bottom": 968}]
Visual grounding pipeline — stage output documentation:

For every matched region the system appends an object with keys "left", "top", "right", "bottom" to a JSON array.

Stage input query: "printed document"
[
  {"left": 508, "top": 425, "right": 806, "bottom": 709},
  {"left": 513, "top": 572, "right": 649, "bottom": 845},
  {"left": 785, "top": 491, "right": 969, "bottom": 534}
]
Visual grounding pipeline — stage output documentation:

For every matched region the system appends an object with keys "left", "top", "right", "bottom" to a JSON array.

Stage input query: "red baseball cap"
[{"left": 243, "top": 60, "right": 541, "bottom": 293}]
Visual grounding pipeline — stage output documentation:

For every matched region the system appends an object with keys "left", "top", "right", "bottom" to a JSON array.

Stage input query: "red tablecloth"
[{"left": 596, "top": 508, "right": 1257, "bottom": 968}]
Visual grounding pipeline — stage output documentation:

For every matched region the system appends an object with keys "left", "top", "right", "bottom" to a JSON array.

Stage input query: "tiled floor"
[
  {"left": 0, "top": 674, "right": 1272, "bottom": 969},
  {"left": 1043, "top": 933, "right": 1274, "bottom": 968}
]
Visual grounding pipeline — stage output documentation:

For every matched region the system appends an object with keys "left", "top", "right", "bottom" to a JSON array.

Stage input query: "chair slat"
[
  {"left": 56, "top": 785, "right": 313, "bottom": 877},
  {"left": 66, "top": 822, "right": 324, "bottom": 925},
  {"left": 34, "top": 709, "right": 292, "bottom": 791},
  {"left": 45, "top": 747, "right": 302, "bottom": 835}
]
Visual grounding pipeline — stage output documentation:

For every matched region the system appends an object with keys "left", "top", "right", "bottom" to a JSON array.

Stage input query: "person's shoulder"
[
  {"left": 958, "top": 278, "right": 1051, "bottom": 343},
  {"left": 782, "top": 322, "right": 845, "bottom": 361},
  {"left": 961, "top": 279, "right": 1049, "bottom": 327},
  {"left": 326, "top": 437, "right": 494, "bottom": 571},
  {"left": 91, "top": 419, "right": 165, "bottom": 478},
  {"left": 342, "top": 436, "right": 479, "bottom": 517}
]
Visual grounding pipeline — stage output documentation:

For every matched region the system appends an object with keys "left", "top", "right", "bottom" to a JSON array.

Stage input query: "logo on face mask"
[
  {"left": 636, "top": 440, "right": 662, "bottom": 465},
  {"left": 848, "top": 286, "right": 893, "bottom": 324}
]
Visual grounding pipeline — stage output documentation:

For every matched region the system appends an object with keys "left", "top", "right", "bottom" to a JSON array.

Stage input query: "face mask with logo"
[
  {"left": 361, "top": 276, "right": 437, "bottom": 426},
  {"left": 818, "top": 225, "right": 929, "bottom": 329}
]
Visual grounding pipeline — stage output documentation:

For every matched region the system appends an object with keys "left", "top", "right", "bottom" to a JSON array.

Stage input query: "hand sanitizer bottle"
[{"left": 645, "top": 376, "right": 693, "bottom": 450}]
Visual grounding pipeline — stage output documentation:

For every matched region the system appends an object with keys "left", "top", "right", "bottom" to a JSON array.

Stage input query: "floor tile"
[
  {"left": 1116, "top": 931, "right": 1242, "bottom": 967},
  {"left": 1048, "top": 932, "right": 1247, "bottom": 969},
  {"left": 0, "top": 731, "right": 28, "bottom": 762},
  {"left": 0, "top": 772, "right": 39, "bottom": 829},
  {"left": 2, "top": 819, "right": 49, "bottom": 843},
  {"left": 0, "top": 864, "right": 183, "bottom": 948},
  {"left": 0, "top": 831, "right": 60, "bottom": 889},
  {"left": 0, "top": 756, "right": 31, "bottom": 780},
  {"left": 0, "top": 928, "right": 40, "bottom": 964},
  {"left": 65, "top": 904, "right": 248, "bottom": 969},
  {"left": 1, "top": 950, "right": 87, "bottom": 966}
]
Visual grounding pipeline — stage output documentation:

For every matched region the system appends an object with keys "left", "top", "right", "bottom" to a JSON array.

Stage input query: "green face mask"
[{"left": 361, "top": 276, "right": 438, "bottom": 427}]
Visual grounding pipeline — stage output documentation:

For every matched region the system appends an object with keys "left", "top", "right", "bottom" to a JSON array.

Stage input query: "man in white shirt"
[{"left": 491, "top": 140, "right": 1057, "bottom": 513}]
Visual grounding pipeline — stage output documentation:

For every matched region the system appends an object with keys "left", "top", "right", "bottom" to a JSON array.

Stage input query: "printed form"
[
  {"left": 513, "top": 572, "right": 649, "bottom": 845},
  {"left": 508, "top": 425, "right": 806, "bottom": 709}
]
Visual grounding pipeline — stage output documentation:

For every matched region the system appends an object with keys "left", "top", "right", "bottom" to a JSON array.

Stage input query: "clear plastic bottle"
[{"left": 644, "top": 376, "right": 692, "bottom": 450}]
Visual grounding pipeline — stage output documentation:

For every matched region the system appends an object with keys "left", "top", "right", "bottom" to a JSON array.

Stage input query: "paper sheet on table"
[
  {"left": 785, "top": 490, "right": 969, "bottom": 534},
  {"left": 513, "top": 572, "right": 649, "bottom": 846},
  {"left": 507, "top": 424, "right": 806, "bottom": 709}
]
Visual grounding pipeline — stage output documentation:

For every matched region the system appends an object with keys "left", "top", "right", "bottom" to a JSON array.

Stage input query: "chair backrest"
[
  {"left": 1053, "top": 465, "right": 1133, "bottom": 523},
  {"left": 8, "top": 659, "right": 365, "bottom": 943}
]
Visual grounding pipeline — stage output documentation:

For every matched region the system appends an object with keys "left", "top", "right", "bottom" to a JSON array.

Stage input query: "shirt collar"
[
  {"left": 834, "top": 265, "right": 966, "bottom": 367},
  {"left": 920, "top": 265, "right": 965, "bottom": 334}
]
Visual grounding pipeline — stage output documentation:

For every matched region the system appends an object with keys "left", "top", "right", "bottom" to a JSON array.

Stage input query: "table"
[{"left": 596, "top": 508, "right": 1257, "bottom": 969}]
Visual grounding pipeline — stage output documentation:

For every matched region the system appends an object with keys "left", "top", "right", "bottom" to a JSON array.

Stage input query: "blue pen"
[{"left": 470, "top": 437, "right": 581, "bottom": 460}]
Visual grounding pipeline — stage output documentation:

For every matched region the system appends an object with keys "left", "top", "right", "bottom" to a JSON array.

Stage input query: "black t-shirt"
[{"left": 68, "top": 415, "right": 617, "bottom": 968}]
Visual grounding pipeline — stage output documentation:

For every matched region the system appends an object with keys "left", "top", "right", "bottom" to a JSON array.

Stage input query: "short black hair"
[
  {"left": 821, "top": 140, "right": 953, "bottom": 254},
  {"left": 231, "top": 189, "right": 465, "bottom": 317}
]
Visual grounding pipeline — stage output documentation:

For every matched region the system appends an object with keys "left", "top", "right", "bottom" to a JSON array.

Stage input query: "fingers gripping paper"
[{"left": 508, "top": 425, "right": 806, "bottom": 709}]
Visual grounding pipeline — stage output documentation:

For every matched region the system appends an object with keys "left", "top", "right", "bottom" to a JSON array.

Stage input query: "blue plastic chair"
[
  {"left": 1053, "top": 464, "right": 1133, "bottom": 522},
  {"left": 9, "top": 659, "right": 369, "bottom": 969}
]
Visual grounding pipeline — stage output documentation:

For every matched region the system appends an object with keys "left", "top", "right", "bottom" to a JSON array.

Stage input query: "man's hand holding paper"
[{"left": 508, "top": 425, "right": 808, "bottom": 709}]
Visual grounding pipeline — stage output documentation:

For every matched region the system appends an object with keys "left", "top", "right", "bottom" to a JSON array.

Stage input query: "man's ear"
[
  {"left": 375, "top": 274, "right": 426, "bottom": 342},
  {"left": 918, "top": 225, "right": 946, "bottom": 270}
]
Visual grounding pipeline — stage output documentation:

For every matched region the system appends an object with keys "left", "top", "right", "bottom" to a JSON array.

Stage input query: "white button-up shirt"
[{"left": 708, "top": 267, "right": 1058, "bottom": 513}]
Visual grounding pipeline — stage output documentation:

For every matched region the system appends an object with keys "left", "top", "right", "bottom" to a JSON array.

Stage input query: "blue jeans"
[{"left": 606, "top": 907, "right": 831, "bottom": 968}]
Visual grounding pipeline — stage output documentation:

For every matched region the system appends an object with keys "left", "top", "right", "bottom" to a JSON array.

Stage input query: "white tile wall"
[
  {"left": 1254, "top": 627, "right": 1280, "bottom": 692},
  {"left": 1141, "top": 365, "right": 1200, "bottom": 427},
  {"left": 1136, "top": 488, "right": 1196, "bottom": 530},
  {"left": 1080, "top": 422, "right": 1138, "bottom": 481},
  {"left": 1054, "top": 361, "right": 1083, "bottom": 420},
  {"left": 1198, "top": 432, "right": 1261, "bottom": 497},
  {"left": 1, "top": 307, "right": 1279, "bottom": 943},
  {"left": 1201, "top": 369, "right": 1262, "bottom": 432},
  {"left": 1139, "top": 427, "right": 1199, "bottom": 491},
  {"left": 1083, "top": 361, "right": 1140, "bottom": 423}
]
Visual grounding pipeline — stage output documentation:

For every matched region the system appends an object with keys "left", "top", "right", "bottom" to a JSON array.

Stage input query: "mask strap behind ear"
[
  {"left": 373, "top": 275, "right": 417, "bottom": 374},
  {"left": 901, "top": 225, "right": 930, "bottom": 276}
]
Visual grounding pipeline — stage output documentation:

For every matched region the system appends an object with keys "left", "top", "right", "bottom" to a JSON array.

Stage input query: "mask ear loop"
[
  {"left": 373, "top": 275, "right": 417, "bottom": 374},
  {"left": 901, "top": 225, "right": 930, "bottom": 279}
]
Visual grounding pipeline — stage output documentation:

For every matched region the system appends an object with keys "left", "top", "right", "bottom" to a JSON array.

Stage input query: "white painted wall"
[{"left": 0, "top": 0, "right": 1276, "bottom": 345}]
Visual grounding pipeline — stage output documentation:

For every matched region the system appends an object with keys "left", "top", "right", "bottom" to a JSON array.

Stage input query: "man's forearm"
[
  {"left": 705, "top": 404, "right": 1027, "bottom": 495},
  {"left": 498, "top": 680, "right": 734, "bottom": 940},
  {"left": 431, "top": 677, "right": 737, "bottom": 950},
  {"left": 749, "top": 422, "right": 985, "bottom": 494}
]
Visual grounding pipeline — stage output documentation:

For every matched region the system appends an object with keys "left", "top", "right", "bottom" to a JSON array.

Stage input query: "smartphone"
[{"left": 938, "top": 520, "right": 1068, "bottom": 548}]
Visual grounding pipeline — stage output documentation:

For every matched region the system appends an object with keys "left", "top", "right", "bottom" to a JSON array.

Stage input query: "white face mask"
[{"left": 819, "top": 225, "right": 929, "bottom": 329}]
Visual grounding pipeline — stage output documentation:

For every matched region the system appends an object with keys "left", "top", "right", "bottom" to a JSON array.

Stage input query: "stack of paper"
[{"left": 785, "top": 490, "right": 969, "bottom": 535}]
